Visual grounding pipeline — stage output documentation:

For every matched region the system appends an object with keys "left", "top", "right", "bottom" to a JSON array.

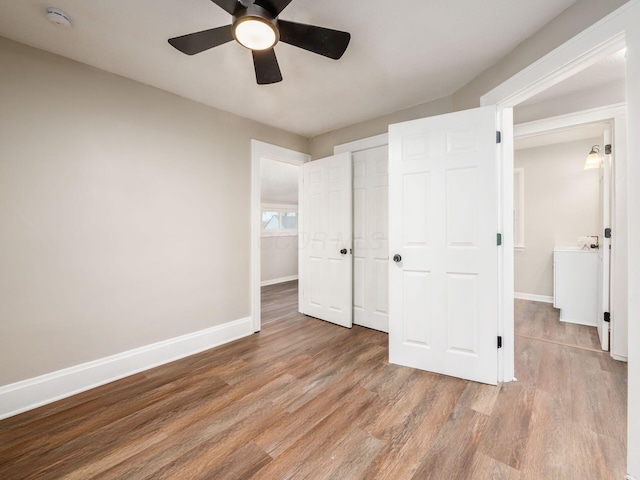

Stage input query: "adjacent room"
[{"left": 1, "top": 0, "right": 639, "bottom": 479}]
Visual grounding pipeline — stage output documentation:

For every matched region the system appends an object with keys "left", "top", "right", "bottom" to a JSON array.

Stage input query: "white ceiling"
[{"left": 0, "top": 0, "right": 578, "bottom": 137}]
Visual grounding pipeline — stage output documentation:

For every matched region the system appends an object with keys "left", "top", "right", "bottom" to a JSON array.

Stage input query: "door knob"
[
  {"left": 393, "top": 254, "right": 402, "bottom": 262},
  {"left": 340, "top": 248, "right": 348, "bottom": 255}
]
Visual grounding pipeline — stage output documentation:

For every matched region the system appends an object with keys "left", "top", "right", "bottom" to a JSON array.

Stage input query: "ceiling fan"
[{"left": 168, "top": 0, "right": 351, "bottom": 85}]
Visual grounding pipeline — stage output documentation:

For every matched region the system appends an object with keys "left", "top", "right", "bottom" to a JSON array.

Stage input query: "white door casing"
[
  {"left": 300, "top": 153, "right": 353, "bottom": 328},
  {"left": 388, "top": 106, "right": 499, "bottom": 385},
  {"left": 353, "top": 145, "right": 390, "bottom": 332},
  {"left": 597, "top": 125, "right": 612, "bottom": 351},
  {"left": 609, "top": 112, "right": 628, "bottom": 361}
]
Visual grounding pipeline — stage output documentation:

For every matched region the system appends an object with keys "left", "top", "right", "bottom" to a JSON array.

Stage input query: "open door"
[
  {"left": 300, "top": 153, "right": 353, "bottom": 328},
  {"left": 388, "top": 106, "right": 500, "bottom": 385},
  {"left": 597, "top": 127, "right": 612, "bottom": 351}
]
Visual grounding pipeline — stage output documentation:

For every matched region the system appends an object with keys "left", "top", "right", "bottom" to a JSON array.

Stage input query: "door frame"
[
  {"left": 251, "top": 140, "right": 309, "bottom": 333},
  {"left": 481, "top": 2, "right": 639, "bottom": 475}
]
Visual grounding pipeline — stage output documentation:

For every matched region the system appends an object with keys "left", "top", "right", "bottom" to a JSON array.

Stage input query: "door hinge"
[
  {"left": 497, "top": 233, "right": 502, "bottom": 246},
  {"left": 604, "top": 312, "right": 611, "bottom": 323},
  {"left": 497, "top": 336, "right": 503, "bottom": 348},
  {"left": 604, "top": 228, "right": 612, "bottom": 238},
  {"left": 496, "top": 131, "right": 502, "bottom": 144},
  {"left": 605, "top": 144, "right": 612, "bottom": 155}
]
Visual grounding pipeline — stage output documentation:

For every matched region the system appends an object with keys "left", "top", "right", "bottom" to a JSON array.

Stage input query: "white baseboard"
[
  {"left": 612, "top": 354, "right": 628, "bottom": 362},
  {"left": 559, "top": 318, "right": 597, "bottom": 327},
  {"left": 261, "top": 275, "right": 298, "bottom": 287},
  {"left": 514, "top": 292, "right": 554, "bottom": 304},
  {"left": 0, "top": 316, "right": 253, "bottom": 420}
]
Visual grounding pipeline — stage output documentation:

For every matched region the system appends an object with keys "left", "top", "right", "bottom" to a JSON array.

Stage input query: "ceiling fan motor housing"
[{"left": 232, "top": 4, "right": 280, "bottom": 49}]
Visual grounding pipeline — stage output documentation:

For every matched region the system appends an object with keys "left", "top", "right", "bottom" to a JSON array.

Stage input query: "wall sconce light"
[{"left": 584, "top": 145, "right": 602, "bottom": 170}]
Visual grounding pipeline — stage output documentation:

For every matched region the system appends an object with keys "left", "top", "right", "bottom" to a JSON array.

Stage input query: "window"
[
  {"left": 514, "top": 168, "right": 525, "bottom": 249},
  {"left": 262, "top": 211, "right": 281, "bottom": 230},
  {"left": 261, "top": 204, "right": 298, "bottom": 236}
]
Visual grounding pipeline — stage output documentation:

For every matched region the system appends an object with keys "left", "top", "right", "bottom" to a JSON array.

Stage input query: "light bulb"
[
  {"left": 234, "top": 19, "right": 277, "bottom": 50},
  {"left": 584, "top": 145, "right": 602, "bottom": 170}
]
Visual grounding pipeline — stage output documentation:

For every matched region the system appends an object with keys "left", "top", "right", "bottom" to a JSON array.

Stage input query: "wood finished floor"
[
  {"left": 514, "top": 299, "right": 601, "bottom": 351},
  {"left": 0, "top": 281, "right": 627, "bottom": 479}
]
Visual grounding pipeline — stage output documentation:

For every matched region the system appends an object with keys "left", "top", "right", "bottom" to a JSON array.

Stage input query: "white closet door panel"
[
  {"left": 301, "top": 153, "right": 352, "bottom": 328},
  {"left": 352, "top": 145, "right": 389, "bottom": 332}
]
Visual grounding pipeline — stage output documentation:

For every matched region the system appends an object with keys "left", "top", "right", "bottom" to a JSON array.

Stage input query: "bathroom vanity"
[{"left": 553, "top": 246, "right": 598, "bottom": 326}]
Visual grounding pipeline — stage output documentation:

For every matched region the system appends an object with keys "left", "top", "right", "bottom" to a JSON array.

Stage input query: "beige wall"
[
  {"left": 0, "top": 37, "right": 308, "bottom": 385},
  {"left": 309, "top": 96, "right": 453, "bottom": 159},
  {"left": 260, "top": 235, "right": 298, "bottom": 283},
  {"left": 514, "top": 138, "right": 601, "bottom": 297}
]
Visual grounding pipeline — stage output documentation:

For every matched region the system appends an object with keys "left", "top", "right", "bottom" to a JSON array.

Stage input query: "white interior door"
[
  {"left": 300, "top": 153, "right": 353, "bottom": 328},
  {"left": 597, "top": 127, "right": 612, "bottom": 351},
  {"left": 388, "top": 106, "right": 500, "bottom": 385},
  {"left": 353, "top": 145, "right": 389, "bottom": 332}
]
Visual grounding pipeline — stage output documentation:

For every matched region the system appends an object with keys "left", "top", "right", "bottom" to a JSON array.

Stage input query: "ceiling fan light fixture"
[
  {"left": 233, "top": 6, "right": 279, "bottom": 51},
  {"left": 234, "top": 18, "right": 277, "bottom": 50},
  {"left": 168, "top": 0, "right": 351, "bottom": 84}
]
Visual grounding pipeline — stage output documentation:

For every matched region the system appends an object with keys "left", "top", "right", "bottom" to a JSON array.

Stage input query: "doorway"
[
  {"left": 480, "top": 8, "right": 638, "bottom": 475},
  {"left": 260, "top": 158, "right": 301, "bottom": 288},
  {"left": 250, "top": 140, "right": 309, "bottom": 333},
  {"left": 480, "top": 23, "right": 633, "bottom": 383},
  {"left": 512, "top": 121, "right": 614, "bottom": 351},
  {"left": 512, "top": 108, "right": 627, "bottom": 361}
]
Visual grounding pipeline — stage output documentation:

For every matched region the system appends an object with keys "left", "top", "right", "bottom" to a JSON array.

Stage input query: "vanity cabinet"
[{"left": 553, "top": 247, "right": 598, "bottom": 326}]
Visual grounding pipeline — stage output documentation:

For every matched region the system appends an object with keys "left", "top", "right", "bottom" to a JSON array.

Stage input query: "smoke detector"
[{"left": 46, "top": 7, "right": 71, "bottom": 27}]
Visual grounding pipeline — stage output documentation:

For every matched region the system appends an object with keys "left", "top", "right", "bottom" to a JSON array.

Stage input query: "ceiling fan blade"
[
  {"left": 254, "top": 0, "right": 294, "bottom": 16},
  {"left": 210, "top": 0, "right": 241, "bottom": 15},
  {"left": 278, "top": 20, "right": 351, "bottom": 60},
  {"left": 252, "top": 49, "right": 283, "bottom": 84},
  {"left": 168, "top": 25, "right": 234, "bottom": 55}
]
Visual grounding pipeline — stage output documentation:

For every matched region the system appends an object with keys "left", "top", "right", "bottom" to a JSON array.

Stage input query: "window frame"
[{"left": 261, "top": 203, "right": 298, "bottom": 237}]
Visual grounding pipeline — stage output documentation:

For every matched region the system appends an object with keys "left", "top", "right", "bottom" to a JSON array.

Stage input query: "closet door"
[
  {"left": 353, "top": 145, "right": 389, "bottom": 332},
  {"left": 300, "top": 153, "right": 353, "bottom": 328}
]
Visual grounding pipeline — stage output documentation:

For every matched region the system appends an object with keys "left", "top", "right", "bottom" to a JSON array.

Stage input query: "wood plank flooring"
[
  {"left": 514, "top": 299, "right": 601, "bottom": 351},
  {"left": 0, "top": 282, "right": 627, "bottom": 479}
]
